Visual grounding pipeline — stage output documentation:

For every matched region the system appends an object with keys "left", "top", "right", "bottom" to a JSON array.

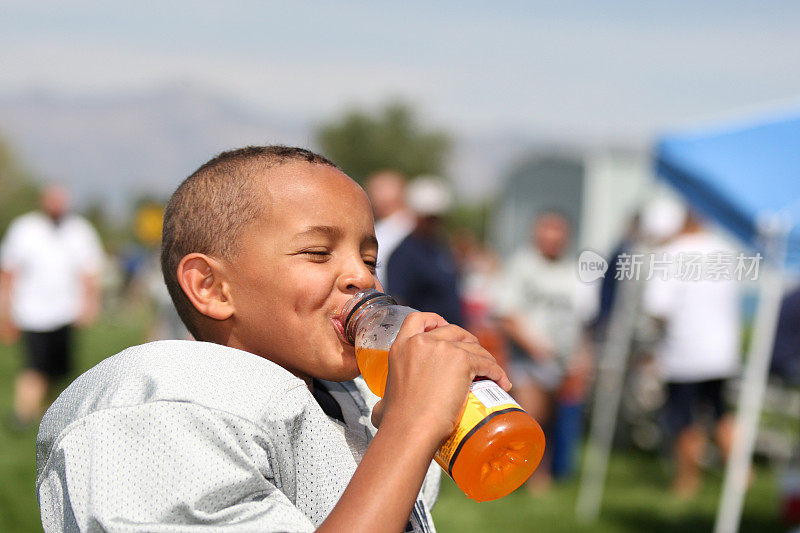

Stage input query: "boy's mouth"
[{"left": 330, "top": 316, "right": 349, "bottom": 345}]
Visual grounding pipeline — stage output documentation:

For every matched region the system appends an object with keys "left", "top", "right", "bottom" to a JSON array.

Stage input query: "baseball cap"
[{"left": 406, "top": 176, "right": 453, "bottom": 216}]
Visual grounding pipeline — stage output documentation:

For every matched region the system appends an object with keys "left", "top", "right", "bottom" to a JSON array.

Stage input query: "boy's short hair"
[{"left": 161, "top": 146, "right": 338, "bottom": 340}]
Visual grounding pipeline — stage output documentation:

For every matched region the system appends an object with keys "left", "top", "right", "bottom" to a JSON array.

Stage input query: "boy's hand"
[
  {"left": 325, "top": 313, "right": 510, "bottom": 533},
  {"left": 375, "top": 312, "right": 511, "bottom": 444}
]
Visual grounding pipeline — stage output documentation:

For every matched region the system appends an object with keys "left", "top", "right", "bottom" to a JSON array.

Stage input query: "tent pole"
[
  {"left": 576, "top": 248, "right": 643, "bottom": 523},
  {"left": 714, "top": 220, "right": 789, "bottom": 533}
]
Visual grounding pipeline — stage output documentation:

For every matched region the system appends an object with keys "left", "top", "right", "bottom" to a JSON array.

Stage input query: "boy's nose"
[{"left": 339, "top": 261, "right": 376, "bottom": 294}]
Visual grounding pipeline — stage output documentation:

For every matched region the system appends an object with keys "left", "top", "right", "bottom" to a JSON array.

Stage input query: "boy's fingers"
[
  {"left": 472, "top": 364, "right": 512, "bottom": 392},
  {"left": 401, "top": 312, "right": 449, "bottom": 334},
  {"left": 410, "top": 323, "right": 479, "bottom": 344},
  {"left": 455, "top": 342, "right": 512, "bottom": 391},
  {"left": 394, "top": 312, "right": 510, "bottom": 392}
]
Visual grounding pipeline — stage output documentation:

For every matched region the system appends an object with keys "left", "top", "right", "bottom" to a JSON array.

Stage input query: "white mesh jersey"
[{"left": 36, "top": 340, "right": 439, "bottom": 532}]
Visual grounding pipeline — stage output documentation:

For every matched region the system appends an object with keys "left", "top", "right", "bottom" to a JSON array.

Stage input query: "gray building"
[{"left": 489, "top": 148, "right": 653, "bottom": 258}]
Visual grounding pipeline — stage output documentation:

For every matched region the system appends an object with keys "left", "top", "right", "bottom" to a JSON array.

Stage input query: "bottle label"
[{"left": 434, "top": 379, "right": 525, "bottom": 476}]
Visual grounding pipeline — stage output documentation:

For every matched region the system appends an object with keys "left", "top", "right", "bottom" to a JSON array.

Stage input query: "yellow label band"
[{"left": 434, "top": 380, "right": 525, "bottom": 475}]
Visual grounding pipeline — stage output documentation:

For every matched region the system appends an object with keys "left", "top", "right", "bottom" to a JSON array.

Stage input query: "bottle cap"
[{"left": 340, "top": 289, "right": 397, "bottom": 344}]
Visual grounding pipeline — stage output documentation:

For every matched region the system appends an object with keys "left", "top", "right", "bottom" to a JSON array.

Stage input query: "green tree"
[
  {"left": 0, "top": 135, "right": 39, "bottom": 237},
  {"left": 315, "top": 102, "right": 451, "bottom": 183}
]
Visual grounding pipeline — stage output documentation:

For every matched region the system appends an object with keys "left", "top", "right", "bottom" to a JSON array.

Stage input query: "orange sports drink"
[{"left": 341, "top": 289, "right": 545, "bottom": 502}]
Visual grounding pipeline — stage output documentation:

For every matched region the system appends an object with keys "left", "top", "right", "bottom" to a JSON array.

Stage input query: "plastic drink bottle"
[{"left": 340, "top": 289, "right": 545, "bottom": 502}]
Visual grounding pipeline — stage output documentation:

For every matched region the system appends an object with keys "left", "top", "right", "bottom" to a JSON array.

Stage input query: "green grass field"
[
  {"left": 0, "top": 309, "right": 786, "bottom": 532},
  {"left": 433, "top": 454, "right": 781, "bottom": 532}
]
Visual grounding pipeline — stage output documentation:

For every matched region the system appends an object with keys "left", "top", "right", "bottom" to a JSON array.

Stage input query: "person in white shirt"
[
  {"left": 643, "top": 212, "right": 740, "bottom": 497},
  {"left": 365, "top": 170, "right": 414, "bottom": 289},
  {"left": 0, "top": 184, "right": 104, "bottom": 428}
]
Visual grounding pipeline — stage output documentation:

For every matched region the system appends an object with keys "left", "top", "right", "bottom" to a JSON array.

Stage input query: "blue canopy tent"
[
  {"left": 655, "top": 109, "right": 800, "bottom": 532},
  {"left": 656, "top": 110, "right": 800, "bottom": 267}
]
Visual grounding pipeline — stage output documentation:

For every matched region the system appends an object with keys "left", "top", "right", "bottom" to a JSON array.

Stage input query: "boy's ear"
[{"left": 177, "top": 253, "right": 234, "bottom": 321}]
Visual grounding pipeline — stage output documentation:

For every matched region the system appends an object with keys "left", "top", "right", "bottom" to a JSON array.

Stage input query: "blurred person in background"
[
  {"left": 452, "top": 229, "right": 508, "bottom": 370},
  {"left": 386, "top": 176, "right": 464, "bottom": 326},
  {"left": 495, "top": 211, "right": 593, "bottom": 491},
  {"left": 594, "top": 212, "right": 642, "bottom": 335},
  {"left": 643, "top": 211, "right": 740, "bottom": 498},
  {"left": 366, "top": 170, "right": 414, "bottom": 289},
  {"left": 769, "top": 284, "right": 800, "bottom": 525},
  {"left": 0, "top": 184, "right": 104, "bottom": 429},
  {"left": 144, "top": 251, "right": 191, "bottom": 341},
  {"left": 133, "top": 201, "right": 191, "bottom": 342},
  {"left": 770, "top": 284, "right": 800, "bottom": 386}
]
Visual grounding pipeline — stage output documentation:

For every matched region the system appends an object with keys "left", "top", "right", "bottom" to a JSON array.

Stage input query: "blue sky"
[{"left": 2, "top": 0, "right": 800, "bottom": 142}]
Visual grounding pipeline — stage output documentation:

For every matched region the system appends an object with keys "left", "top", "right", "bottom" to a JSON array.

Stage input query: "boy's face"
[{"left": 223, "top": 162, "right": 379, "bottom": 382}]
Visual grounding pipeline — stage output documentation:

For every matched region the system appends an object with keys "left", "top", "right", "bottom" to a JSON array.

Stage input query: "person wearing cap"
[
  {"left": 642, "top": 211, "right": 741, "bottom": 497},
  {"left": 386, "top": 176, "right": 464, "bottom": 327}
]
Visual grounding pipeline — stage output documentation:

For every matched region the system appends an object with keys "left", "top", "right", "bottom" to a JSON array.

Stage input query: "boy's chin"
[
  {"left": 314, "top": 358, "right": 361, "bottom": 382},
  {"left": 318, "top": 366, "right": 361, "bottom": 383}
]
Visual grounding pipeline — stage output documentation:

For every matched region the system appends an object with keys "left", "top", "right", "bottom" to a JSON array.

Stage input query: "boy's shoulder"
[
  {"left": 58, "top": 339, "right": 305, "bottom": 405},
  {"left": 35, "top": 341, "right": 401, "bottom": 530},
  {"left": 37, "top": 341, "right": 314, "bottom": 466}
]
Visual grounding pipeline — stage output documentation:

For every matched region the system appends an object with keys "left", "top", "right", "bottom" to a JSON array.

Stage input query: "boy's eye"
[
  {"left": 363, "top": 258, "right": 378, "bottom": 272},
  {"left": 302, "top": 250, "right": 330, "bottom": 261}
]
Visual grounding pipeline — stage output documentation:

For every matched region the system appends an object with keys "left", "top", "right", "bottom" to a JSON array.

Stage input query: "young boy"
[{"left": 36, "top": 146, "right": 510, "bottom": 532}]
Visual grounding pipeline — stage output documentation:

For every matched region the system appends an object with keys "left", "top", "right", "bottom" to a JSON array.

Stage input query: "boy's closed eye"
[
  {"left": 301, "top": 249, "right": 330, "bottom": 260},
  {"left": 297, "top": 249, "right": 378, "bottom": 272},
  {"left": 364, "top": 258, "right": 378, "bottom": 273}
]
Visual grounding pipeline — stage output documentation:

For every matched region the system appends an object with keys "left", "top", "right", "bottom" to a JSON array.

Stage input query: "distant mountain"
[
  {"left": 0, "top": 85, "right": 312, "bottom": 216},
  {"left": 0, "top": 85, "right": 539, "bottom": 219}
]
